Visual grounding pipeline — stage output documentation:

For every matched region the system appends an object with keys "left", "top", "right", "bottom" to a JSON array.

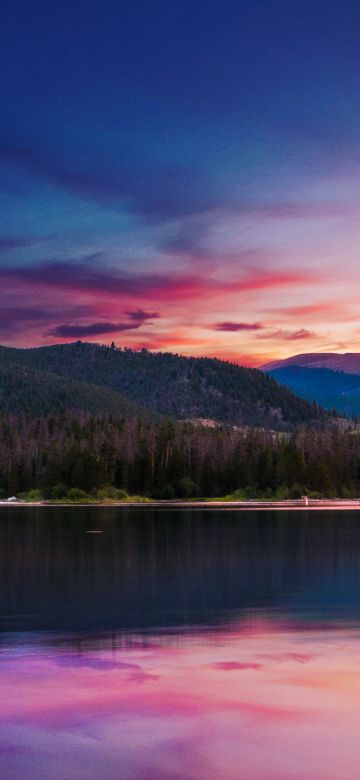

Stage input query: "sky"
[{"left": 1, "top": 0, "right": 360, "bottom": 365}]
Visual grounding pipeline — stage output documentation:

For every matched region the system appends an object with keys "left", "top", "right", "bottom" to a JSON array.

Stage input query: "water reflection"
[
  {"left": 2, "top": 619, "right": 360, "bottom": 779},
  {"left": 1, "top": 507, "right": 360, "bottom": 632}
]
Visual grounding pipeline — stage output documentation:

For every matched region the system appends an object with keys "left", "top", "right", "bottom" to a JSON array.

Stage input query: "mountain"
[
  {"left": 263, "top": 353, "right": 360, "bottom": 374},
  {"left": 0, "top": 341, "right": 328, "bottom": 428},
  {"left": 263, "top": 353, "right": 360, "bottom": 417}
]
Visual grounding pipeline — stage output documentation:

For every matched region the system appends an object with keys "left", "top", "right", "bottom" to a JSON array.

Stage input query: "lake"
[{"left": 2, "top": 507, "right": 360, "bottom": 779}]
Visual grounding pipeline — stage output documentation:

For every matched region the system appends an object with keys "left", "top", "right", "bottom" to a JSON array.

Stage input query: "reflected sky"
[
  {"left": 2, "top": 619, "right": 360, "bottom": 779},
  {"left": 3, "top": 508, "right": 360, "bottom": 777}
]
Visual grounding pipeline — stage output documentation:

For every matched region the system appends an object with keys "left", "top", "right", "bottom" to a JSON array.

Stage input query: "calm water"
[{"left": 2, "top": 507, "right": 360, "bottom": 778}]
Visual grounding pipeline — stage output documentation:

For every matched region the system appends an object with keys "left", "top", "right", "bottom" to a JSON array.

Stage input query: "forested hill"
[
  {"left": 0, "top": 341, "right": 328, "bottom": 428},
  {"left": 0, "top": 361, "right": 154, "bottom": 419}
]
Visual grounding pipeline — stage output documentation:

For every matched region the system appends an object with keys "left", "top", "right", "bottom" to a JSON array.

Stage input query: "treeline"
[{"left": 0, "top": 412, "right": 359, "bottom": 499}]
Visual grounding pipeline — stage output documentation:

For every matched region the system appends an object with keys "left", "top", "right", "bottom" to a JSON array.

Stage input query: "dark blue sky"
[{"left": 1, "top": 0, "right": 360, "bottom": 361}]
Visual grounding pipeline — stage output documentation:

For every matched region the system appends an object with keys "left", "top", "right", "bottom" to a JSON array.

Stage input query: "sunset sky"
[{"left": 1, "top": 0, "right": 360, "bottom": 365}]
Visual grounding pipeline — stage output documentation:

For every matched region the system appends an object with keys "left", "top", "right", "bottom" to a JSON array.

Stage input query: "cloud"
[
  {"left": 212, "top": 661, "right": 262, "bottom": 671},
  {"left": 213, "top": 321, "right": 263, "bottom": 332},
  {"left": 0, "top": 259, "right": 315, "bottom": 303},
  {"left": 234, "top": 200, "right": 357, "bottom": 220},
  {"left": 48, "top": 321, "right": 142, "bottom": 338},
  {"left": 54, "top": 655, "right": 159, "bottom": 680},
  {"left": 275, "top": 303, "right": 339, "bottom": 318},
  {"left": 0, "top": 301, "right": 159, "bottom": 344},
  {"left": 231, "top": 268, "right": 315, "bottom": 294},
  {"left": 125, "top": 333, "right": 209, "bottom": 351},
  {"left": 0, "top": 307, "right": 52, "bottom": 332},
  {"left": 6, "top": 138, "right": 351, "bottom": 227},
  {"left": 256, "top": 652, "right": 312, "bottom": 664},
  {"left": 125, "top": 309, "right": 160, "bottom": 321},
  {"left": 0, "top": 305, "right": 94, "bottom": 336},
  {"left": 285, "top": 329, "right": 316, "bottom": 341},
  {"left": 0, "top": 139, "right": 222, "bottom": 219},
  {"left": 55, "top": 655, "right": 139, "bottom": 671},
  {"left": 163, "top": 214, "right": 215, "bottom": 255},
  {"left": 0, "top": 252, "right": 317, "bottom": 355},
  {"left": 257, "top": 328, "right": 316, "bottom": 341},
  {"left": 0, "top": 260, "right": 202, "bottom": 299},
  {"left": 0, "top": 305, "right": 91, "bottom": 322}
]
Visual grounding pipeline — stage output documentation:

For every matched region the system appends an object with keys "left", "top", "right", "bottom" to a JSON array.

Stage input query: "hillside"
[
  {"left": 0, "top": 341, "right": 328, "bottom": 428},
  {"left": 0, "top": 361, "right": 154, "bottom": 419}
]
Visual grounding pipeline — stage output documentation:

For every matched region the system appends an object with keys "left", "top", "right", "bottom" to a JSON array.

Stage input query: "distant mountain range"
[
  {"left": 264, "top": 353, "right": 360, "bottom": 374},
  {"left": 0, "top": 341, "right": 328, "bottom": 428},
  {"left": 263, "top": 353, "right": 360, "bottom": 417}
]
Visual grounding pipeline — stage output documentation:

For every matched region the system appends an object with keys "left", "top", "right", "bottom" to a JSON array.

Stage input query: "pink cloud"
[
  {"left": 212, "top": 661, "right": 262, "bottom": 671},
  {"left": 212, "top": 322, "right": 264, "bottom": 332},
  {"left": 257, "top": 328, "right": 317, "bottom": 341},
  {"left": 277, "top": 303, "right": 339, "bottom": 318},
  {"left": 0, "top": 254, "right": 326, "bottom": 364},
  {"left": 0, "top": 262, "right": 315, "bottom": 303}
]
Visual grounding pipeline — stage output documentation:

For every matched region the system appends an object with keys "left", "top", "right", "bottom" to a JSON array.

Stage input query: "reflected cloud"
[
  {"left": 1, "top": 621, "right": 360, "bottom": 778},
  {"left": 211, "top": 661, "right": 262, "bottom": 671}
]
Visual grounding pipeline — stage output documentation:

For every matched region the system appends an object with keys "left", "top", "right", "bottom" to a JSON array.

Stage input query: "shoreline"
[{"left": 2, "top": 499, "right": 360, "bottom": 511}]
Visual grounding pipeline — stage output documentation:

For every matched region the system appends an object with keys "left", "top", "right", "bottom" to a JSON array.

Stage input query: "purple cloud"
[
  {"left": 54, "top": 654, "right": 159, "bottom": 682},
  {"left": 0, "top": 259, "right": 192, "bottom": 296},
  {"left": 0, "top": 305, "right": 94, "bottom": 336},
  {"left": 125, "top": 309, "right": 160, "bottom": 321},
  {"left": 55, "top": 655, "right": 139, "bottom": 671},
  {"left": 0, "top": 259, "right": 211, "bottom": 302},
  {"left": 213, "top": 321, "right": 264, "bottom": 332},
  {"left": 0, "top": 306, "right": 91, "bottom": 322},
  {"left": 49, "top": 321, "right": 142, "bottom": 338},
  {"left": 0, "top": 259, "right": 313, "bottom": 314}
]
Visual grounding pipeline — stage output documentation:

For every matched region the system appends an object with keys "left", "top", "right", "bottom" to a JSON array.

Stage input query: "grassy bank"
[
  {"left": 4, "top": 486, "right": 359, "bottom": 506},
  {"left": 15, "top": 487, "right": 153, "bottom": 505}
]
